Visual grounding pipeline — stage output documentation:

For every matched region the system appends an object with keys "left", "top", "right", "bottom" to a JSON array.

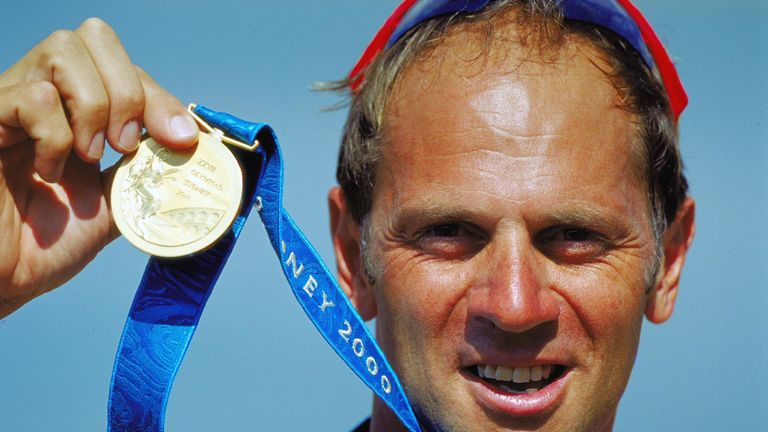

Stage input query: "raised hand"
[{"left": 0, "top": 18, "right": 198, "bottom": 318}]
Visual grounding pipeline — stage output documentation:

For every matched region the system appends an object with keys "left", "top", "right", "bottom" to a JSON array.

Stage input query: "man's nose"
[{"left": 467, "top": 235, "right": 560, "bottom": 333}]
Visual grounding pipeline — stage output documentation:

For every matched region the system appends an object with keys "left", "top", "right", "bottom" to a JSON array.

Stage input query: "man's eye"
[
  {"left": 562, "top": 228, "right": 591, "bottom": 242},
  {"left": 431, "top": 224, "right": 461, "bottom": 237},
  {"left": 537, "top": 227, "right": 607, "bottom": 262},
  {"left": 415, "top": 223, "right": 484, "bottom": 258}
]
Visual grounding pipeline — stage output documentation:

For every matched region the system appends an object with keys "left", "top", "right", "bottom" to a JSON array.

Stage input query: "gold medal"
[{"left": 111, "top": 129, "right": 244, "bottom": 258}]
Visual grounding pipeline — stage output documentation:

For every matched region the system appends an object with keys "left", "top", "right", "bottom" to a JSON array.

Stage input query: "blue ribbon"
[{"left": 108, "top": 105, "right": 421, "bottom": 432}]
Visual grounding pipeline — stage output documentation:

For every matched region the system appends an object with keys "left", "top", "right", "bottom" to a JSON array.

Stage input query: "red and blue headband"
[{"left": 349, "top": 0, "right": 687, "bottom": 122}]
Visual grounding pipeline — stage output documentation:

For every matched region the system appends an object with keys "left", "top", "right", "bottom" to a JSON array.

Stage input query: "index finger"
[{"left": 74, "top": 18, "right": 146, "bottom": 155}]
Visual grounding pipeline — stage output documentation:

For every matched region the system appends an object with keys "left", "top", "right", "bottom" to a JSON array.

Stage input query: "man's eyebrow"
[
  {"left": 390, "top": 203, "right": 635, "bottom": 234},
  {"left": 545, "top": 206, "right": 629, "bottom": 229},
  {"left": 392, "top": 205, "right": 480, "bottom": 223}
]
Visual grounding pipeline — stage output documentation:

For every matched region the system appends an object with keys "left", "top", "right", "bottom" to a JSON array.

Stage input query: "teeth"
[
  {"left": 476, "top": 364, "right": 556, "bottom": 383},
  {"left": 484, "top": 365, "right": 497, "bottom": 379},
  {"left": 498, "top": 385, "right": 539, "bottom": 395},
  {"left": 495, "top": 366, "right": 514, "bottom": 381},
  {"left": 512, "top": 366, "right": 530, "bottom": 383},
  {"left": 530, "top": 365, "right": 542, "bottom": 381}
]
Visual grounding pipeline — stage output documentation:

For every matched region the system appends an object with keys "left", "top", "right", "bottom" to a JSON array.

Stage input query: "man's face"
[{"left": 360, "top": 24, "right": 661, "bottom": 432}]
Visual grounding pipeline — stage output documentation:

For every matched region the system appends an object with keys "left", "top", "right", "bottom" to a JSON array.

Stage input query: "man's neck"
[{"left": 369, "top": 398, "right": 409, "bottom": 432}]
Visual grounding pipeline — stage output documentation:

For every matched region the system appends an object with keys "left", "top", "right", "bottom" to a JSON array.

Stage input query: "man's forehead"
[
  {"left": 380, "top": 9, "right": 650, "bottom": 167},
  {"left": 384, "top": 20, "right": 631, "bottom": 140},
  {"left": 375, "top": 12, "right": 647, "bottom": 204}
]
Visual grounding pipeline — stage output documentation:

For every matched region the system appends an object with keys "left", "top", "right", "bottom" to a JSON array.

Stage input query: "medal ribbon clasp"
[{"left": 187, "top": 103, "right": 260, "bottom": 152}]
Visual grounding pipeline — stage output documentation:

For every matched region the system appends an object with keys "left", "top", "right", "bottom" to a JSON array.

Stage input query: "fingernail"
[
  {"left": 169, "top": 115, "right": 198, "bottom": 140},
  {"left": 88, "top": 130, "right": 105, "bottom": 159},
  {"left": 119, "top": 120, "right": 140, "bottom": 152}
]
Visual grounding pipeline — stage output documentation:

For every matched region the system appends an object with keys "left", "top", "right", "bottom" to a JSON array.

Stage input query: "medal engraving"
[{"left": 111, "top": 132, "right": 243, "bottom": 257}]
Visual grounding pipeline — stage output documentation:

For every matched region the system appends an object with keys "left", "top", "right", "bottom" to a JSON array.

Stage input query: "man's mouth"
[{"left": 470, "top": 364, "right": 567, "bottom": 394}]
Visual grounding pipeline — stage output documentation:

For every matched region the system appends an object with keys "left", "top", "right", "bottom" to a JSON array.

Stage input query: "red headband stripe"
[
  {"left": 615, "top": 0, "right": 688, "bottom": 121},
  {"left": 349, "top": 0, "right": 687, "bottom": 122},
  {"left": 348, "top": 0, "right": 420, "bottom": 90}
]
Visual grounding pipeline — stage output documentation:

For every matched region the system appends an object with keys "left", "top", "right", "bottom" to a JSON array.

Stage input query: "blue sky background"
[{"left": 0, "top": 1, "right": 765, "bottom": 430}]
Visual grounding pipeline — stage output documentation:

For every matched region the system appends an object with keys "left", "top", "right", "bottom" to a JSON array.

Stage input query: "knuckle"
[
  {"left": 39, "top": 30, "right": 82, "bottom": 68},
  {"left": 44, "top": 29, "right": 78, "bottom": 50},
  {"left": 78, "top": 17, "right": 114, "bottom": 37},
  {"left": 25, "top": 81, "right": 60, "bottom": 108},
  {"left": 112, "top": 88, "right": 145, "bottom": 114},
  {"left": 72, "top": 94, "right": 110, "bottom": 120},
  {"left": 133, "top": 65, "right": 146, "bottom": 75}
]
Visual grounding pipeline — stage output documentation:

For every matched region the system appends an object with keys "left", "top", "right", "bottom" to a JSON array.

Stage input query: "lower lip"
[{"left": 464, "top": 368, "right": 570, "bottom": 418}]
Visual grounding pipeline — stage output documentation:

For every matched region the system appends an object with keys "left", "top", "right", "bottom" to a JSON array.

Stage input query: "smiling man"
[
  {"left": 327, "top": 1, "right": 695, "bottom": 431},
  {"left": 0, "top": 0, "right": 694, "bottom": 430}
]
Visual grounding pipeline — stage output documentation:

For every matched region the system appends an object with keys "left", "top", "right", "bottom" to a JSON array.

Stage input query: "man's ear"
[
  {"left": 646, "top": 196, "right": 696, "bottom": 324},
  {"left": 328, "top": 187, "right": 377, "bottom": 320}
]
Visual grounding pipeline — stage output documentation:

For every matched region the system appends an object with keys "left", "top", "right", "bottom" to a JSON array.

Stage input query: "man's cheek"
[
  {"left": 383, "top": 252, "right": 468, "bottom": 301},
  {"left": 554, "top": 269, "right": 646, "bottom": 349},
  {"left": 557, "top": 262, "right": 648, "bottom": 312}
]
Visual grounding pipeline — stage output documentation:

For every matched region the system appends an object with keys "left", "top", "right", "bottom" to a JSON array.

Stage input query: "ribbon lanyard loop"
[{"left": 108, "top": 105, "right": 422, "bottom": 432}]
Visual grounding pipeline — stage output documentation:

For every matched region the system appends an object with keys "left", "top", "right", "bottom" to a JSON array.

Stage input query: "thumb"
[{"left": 135, "top": 67, "right": 199, "bottom": 150}]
